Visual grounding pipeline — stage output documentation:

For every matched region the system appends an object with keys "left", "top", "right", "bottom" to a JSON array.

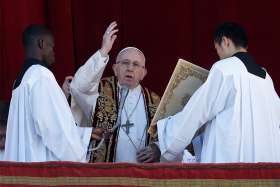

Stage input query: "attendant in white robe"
[
  {"left": 4, "top": 25, "right": 103, "bottom": 162},
  {"left": 70, "top": 22, "right": 160, "bottom": 162},
  {"left": 139, "top": 22, "right": 280, "bottom": 163}
]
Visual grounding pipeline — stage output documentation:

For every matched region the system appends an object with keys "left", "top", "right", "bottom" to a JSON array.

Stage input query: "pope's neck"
[{"left": 118, "top": 83, "right": 141, "bottom": 91}]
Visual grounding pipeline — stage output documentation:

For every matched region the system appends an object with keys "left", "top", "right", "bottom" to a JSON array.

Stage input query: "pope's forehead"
[{"left": 117, "top": 48, "right": 145, "bottom": 62}]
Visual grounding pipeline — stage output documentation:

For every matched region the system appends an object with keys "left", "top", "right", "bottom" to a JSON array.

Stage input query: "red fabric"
[
  {"left": 1, "top": 1, "right": 280, "bottom": 101},
  {"left": 0, "top": 162, "right": 280, "bottom": 179},
  {"left": 1, "top": 162, "right": 280, "bottom": 186}
]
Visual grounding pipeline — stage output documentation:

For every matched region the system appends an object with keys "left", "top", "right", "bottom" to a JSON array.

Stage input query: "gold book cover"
[{"left": 149, "top": 59, "right": 209, "bottom": 136}]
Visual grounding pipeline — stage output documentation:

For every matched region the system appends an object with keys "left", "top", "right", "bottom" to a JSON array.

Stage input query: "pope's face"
[{"left": 113, "top": 49, "right": 147, "bottom": 89}]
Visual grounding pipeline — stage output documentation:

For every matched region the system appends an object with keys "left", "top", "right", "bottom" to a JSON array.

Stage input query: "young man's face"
[
  {"left": 42, "top": 35, "right": 55, "bottom": 66},
  {"left": 113, "top": 49, "right": 147, "bottom": 89},
  {"left": 0, "top": 126, "right": 6, "bottom": 150}
]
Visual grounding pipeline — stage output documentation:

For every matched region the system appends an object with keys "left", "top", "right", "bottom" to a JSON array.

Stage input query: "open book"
[{"left": 148, "top": 59, "right": 209, "bottom": 136}]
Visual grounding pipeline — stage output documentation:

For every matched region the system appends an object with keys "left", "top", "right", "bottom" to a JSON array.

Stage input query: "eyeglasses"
[{"left": 116, "top": 60, "right": 145, "bottom": 69}]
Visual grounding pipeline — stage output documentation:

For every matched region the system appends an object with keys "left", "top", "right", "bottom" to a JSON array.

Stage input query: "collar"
[
  {"left": 117, "top": 83, "right": 142, "bottom": 96},
  {"left": 233, "top": 52, "right": 266, "bottom": 79},
  {"left": 13, "top": 58, "right": 49, "bottom": 90}
]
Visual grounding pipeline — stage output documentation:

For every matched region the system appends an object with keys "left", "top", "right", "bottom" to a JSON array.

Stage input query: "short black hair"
[
  {"left": 213, "top": 22, "right": 248, "bottom": 48},
  {"left": 22, "top": 24, "right": 52, "bottom": 47}
]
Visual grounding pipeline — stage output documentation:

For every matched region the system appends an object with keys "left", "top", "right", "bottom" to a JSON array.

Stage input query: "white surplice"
[
  {"left": 71, "top": 51, "right": 147, "bottom": 162},
  {"left": 4, "top": 65, "right": 92, "bottom": 162},
  {"left": 157, "top": 56, "right": 280, "bottom": 163}
]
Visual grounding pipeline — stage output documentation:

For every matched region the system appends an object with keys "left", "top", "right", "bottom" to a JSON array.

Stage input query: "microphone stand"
[
  {"left": 89, "top": 86, "right": 129, "bottom": 151},
  {"left": 111, "top": 86, "right": 129, "bottom": 132}
]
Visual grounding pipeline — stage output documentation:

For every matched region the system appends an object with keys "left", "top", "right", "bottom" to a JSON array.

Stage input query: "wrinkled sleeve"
[{"left": 70, "top": 51, "right": 109, "bottom": 125}]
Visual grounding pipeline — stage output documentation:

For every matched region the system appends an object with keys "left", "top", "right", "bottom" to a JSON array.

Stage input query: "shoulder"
[
  {"left": 211, "top": 56, "right": 246, "bottom": 76},
  {"left": 143, "top": 86, "right": 161, "bottom": 105},
  {"left": 100, "top": 76, "right": 116, "bottom": 89},
  {"left": 264, "top": 71, "right": 276, "bottom": 88},
  {"left": 100, "top": 76, "right": 115, "bottom": 83},
  {"left": 98, "top": 76, "right": 117, "bottom": 95},
  {"left": 24, "top": 65, "right": 56, "bottom": 87},
  {"left": 29, "top": 65, "right": 54, "bottom": 78}
]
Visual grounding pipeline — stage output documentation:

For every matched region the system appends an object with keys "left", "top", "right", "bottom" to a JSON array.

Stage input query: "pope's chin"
[{"left": 121, "top": 79, "right": 137, "bottom": 89}]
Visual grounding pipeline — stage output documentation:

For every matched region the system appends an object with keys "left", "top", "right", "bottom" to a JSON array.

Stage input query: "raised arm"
[{"left": 70, "top": 21, "right": 118, "bottom": 125}]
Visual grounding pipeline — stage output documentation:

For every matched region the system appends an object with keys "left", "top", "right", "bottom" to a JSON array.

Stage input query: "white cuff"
[
  {"left": 157, "top": 117, "right": 186, "bottom": 161},
  {"left": 96, "top": 50, "right": 109, "bottom": 64}
]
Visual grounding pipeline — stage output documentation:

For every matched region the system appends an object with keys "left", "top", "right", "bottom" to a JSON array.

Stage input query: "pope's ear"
[{"left": 141, "top": 68, "right": 147, "bottom": 80}]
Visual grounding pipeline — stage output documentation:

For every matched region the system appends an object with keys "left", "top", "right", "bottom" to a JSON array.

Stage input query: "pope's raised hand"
[{"left": 99, "top": 21, "right": 118, "bottom": 57}]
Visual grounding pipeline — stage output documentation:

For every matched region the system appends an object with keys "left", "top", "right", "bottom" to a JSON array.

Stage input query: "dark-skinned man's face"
[{"left": 41, "top": 35, "right": 55, "bottom": 66}]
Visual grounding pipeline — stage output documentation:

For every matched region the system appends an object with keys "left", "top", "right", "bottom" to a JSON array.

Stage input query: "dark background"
[{"left": 1, "top": 0, "right": 280, "bottom": 101}]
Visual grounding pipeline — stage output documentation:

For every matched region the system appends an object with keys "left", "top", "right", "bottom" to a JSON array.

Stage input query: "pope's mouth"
[{"left": 124, "top": 75, "right": 134, "bottom": 80}]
